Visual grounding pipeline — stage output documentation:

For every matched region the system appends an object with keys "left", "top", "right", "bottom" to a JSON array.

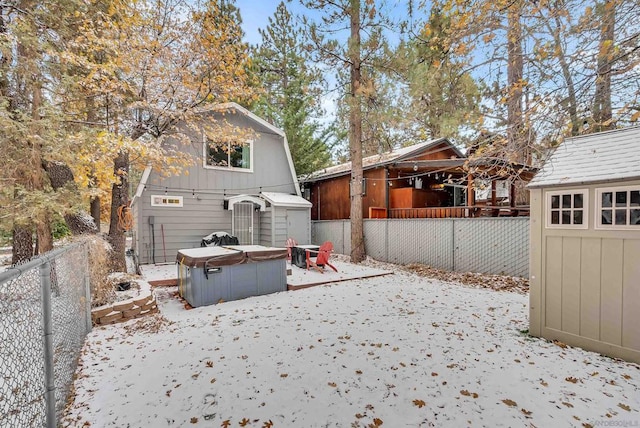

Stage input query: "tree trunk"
[
  {"left": 107, "top": 150, "right": 129, "bottom": 271},
  {"left": 31, "top": 77, "right": 55, "bottom": 254},
  {"left": 592, "top": 0, "right": 615, "bottom": 132},
  {"left": 90, "top": 196, "right": 101, "bottom": 231},
  {"left": 43, "top": 161, "right": 99, "bottom": 235},
  {"left": 547, "top": 12, "right": 580, "bottom": 136},
  {"left": 349, "top": 0, "right": 365, "bottom": 263},
  {"left": 506, "top": 2, "right": 525, "bottom": 163},
  {"left": 35, "top": 220, "right": 54, "bottom": 255},
  {"left": 86, "top": 95, "right": 101, "bottom": 230},
  {"left": 12, "top": 225, "right": 33, "bottom": 264}
]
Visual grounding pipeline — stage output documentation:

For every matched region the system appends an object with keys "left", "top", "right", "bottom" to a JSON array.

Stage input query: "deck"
[{"left": 385, "top": 205, "right": 530, "bottom": 219}]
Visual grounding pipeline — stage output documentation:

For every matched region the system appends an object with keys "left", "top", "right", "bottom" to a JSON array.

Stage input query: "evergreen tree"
[
  {"left": 252, "top": 1, "right": 332, "bottom": 177},
  {"left": 397, "top": 7, "right": 482, "bottom": 144}
]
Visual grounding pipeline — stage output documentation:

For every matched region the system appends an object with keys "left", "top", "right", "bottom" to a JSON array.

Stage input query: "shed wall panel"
[
  {"left": 561, "top": 238, "right": 581, "bottom": 335},
  {"left": 545, "top": 237, "right": 563, "bottom": 330},
  {"left": 286, "top": 209, "right": 311, "bottom": 245},
  {"left": 532, "top": 179, "right": 640, "bottom": 363},
  {"left": 600, "top": 239, "right": 623, "bottom": 346},
  {"left": 622, "top": 240, "right": 640, "bottom": 350},
  {"left": 579, "top": 238, "right": 601, "bottom": 340},
  {"left": 529, "top": 188, "right": 543, "bottom": 337}
]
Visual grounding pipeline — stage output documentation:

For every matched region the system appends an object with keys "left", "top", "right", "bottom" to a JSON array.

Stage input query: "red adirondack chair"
[
  {"left": 285, "top": 237, "right": 297, "bottom": 264},
  {"left": 305, "top": 241, "right": 338, "bottom": 273}
]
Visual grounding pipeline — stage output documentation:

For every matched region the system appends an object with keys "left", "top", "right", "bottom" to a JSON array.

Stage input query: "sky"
[
  {"left": 236, "top": 1, "right": 423, "bottom": 47},
  {"left": 61, "top": 256, "right": 640, "bottom": 427},
  {"left": 235, "top": 1, "right": 287, "bottom": 47},
  {"left": 234, "top": 1, "right": 424, "bottom": 143}
]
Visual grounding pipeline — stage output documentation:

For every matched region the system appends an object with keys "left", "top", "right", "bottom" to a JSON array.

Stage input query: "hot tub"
[{"left": 176, "top": 245, "right": 288, "bottom": 307}]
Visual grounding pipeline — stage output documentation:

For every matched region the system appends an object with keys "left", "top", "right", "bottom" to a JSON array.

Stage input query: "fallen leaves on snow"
[
  {"left": 404, "top": 264, "right": 528, "bottom": 293},
  {"left": 502, "top": 399, "right": 518, "bottom": 407}
]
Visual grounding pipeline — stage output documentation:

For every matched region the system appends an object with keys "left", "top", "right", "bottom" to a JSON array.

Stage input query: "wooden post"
[
  {"left": 466, "top": 172, "right": 475, "bottom": 217},
  {"left": 491, "top": 180, "right": 497, "bottom": 205}
]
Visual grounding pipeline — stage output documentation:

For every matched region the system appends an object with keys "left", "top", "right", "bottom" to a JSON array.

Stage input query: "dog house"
[
  {"left": 528, "top": 126, "right": 640, "bottom": 363},
  {"left": 177, "top": 245, "right": 288, "bottom": 307}
]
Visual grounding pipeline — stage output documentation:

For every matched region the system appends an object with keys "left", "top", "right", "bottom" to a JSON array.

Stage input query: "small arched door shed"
[{"left": 528, "top": 126, "right": 640, "bottom": 364}]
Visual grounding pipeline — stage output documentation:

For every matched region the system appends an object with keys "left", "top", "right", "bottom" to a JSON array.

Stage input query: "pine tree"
[
  {"left": 252, "top": 1, "right": 332, "bottom": 177},
  {"left": 398, "top": 7, "right": 482, "bottom": 143}
]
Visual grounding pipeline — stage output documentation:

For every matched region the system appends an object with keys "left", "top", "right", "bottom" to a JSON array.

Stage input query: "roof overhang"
[
  {"left": 226, "top": 194, "right": 266, "bottom": 211},
  {"left": 260, "top": 192, "right": 312, "bottom": 208}
]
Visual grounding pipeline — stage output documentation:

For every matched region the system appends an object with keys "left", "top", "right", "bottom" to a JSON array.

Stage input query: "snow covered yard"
[{"left": 63, "top": 267, "right": 640, "bottom": 428}]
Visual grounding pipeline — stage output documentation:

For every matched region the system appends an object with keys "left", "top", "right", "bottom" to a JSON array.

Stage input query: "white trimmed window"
[
  {"left": 596, "top": 186, "right": 640, "bottom": 229},
  {"left": 546, "top": 189, "right": 588, "bottom": 229},
  {"left": 204, "top": 139, "right": 253, "bottom": 172}
]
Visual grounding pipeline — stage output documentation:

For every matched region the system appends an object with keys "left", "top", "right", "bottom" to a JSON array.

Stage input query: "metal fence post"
[
  {"left": 40, "top": 261, "right": 56, "bottom": 428},
  {"left": 84, "top": 244, "right": 93, "bottom": 332}
]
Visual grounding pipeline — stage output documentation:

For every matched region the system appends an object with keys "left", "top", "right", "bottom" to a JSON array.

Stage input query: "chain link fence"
[
  {"left": 313, "top": 218, "right": 530, "bottom": 278},
  {"left": 0, "top": 243, "right": 91, "bottom": 428}
]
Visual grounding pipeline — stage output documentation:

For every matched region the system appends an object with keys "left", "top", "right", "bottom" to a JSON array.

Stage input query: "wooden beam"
[{"left": 467, "top": 172, "right": 475, "bottom": 216}]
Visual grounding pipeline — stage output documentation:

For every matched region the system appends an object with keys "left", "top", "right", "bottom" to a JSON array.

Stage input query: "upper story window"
[
  {"left": 596, "top": 186, "right": 640, "bottom": 229},
  {"left": 546, "top": 189, "right": 588, "bottom": 229},
  {"left": 204, "top": 139, "right": 253, "bottom": 172}
]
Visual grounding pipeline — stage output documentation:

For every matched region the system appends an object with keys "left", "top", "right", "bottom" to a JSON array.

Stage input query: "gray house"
[
  {"left": 528, "top": 126, "right": 640, "bottom": 364},
  {"left": 130, "top": 103, "right": 311, "bottom": 265}
]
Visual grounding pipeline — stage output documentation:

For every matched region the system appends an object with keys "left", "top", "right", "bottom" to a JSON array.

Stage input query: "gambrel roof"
[{"left": 528, "top": 126, "right": 640, "bottom": 188}]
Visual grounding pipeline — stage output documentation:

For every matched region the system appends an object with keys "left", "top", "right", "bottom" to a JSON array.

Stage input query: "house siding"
[
  {"left": 529, "top": 180, "right": 640, "bottom": 364},
  {"left": 273, "top": 206, "right": 289, "bottom": 249},
  {"left": 134, "top": 108, "right": 298, "bottom": 265},
  {"left": 306, "top": 142, "right": 464, "bottom": 221},
  {"left": 259, "top": 209, "right": 272, "bottom": 247}
]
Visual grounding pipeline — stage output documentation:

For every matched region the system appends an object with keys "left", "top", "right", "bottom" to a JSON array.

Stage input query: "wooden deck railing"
[{"left": 386, "top": 206, "right": 530, "bottom": 219}]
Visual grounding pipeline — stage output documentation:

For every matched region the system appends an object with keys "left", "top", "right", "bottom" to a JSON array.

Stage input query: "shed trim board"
[{"left": 529, "top": 126, "right": 640, "bottom": 364}]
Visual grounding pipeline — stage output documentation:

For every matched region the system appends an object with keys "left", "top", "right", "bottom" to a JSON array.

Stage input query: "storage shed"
[{"left": 528, "top": 126, "right": 640, "bottom": 363}]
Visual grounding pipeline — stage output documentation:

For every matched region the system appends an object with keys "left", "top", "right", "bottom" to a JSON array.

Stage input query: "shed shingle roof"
[{"left": 528, "top": 126, "right": 640, "bottom": 188}]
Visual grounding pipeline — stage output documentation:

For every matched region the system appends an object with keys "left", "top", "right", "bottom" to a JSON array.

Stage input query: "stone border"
[{"left": 91, "top": 293, "right": 158, "bottom": 325}]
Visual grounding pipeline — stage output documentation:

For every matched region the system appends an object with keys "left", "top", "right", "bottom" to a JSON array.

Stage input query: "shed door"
[
  {"left": 233, "top": 202, "right": 254, "bottom": 244},
  {"left": 287, "top": 209, "right": 310, "bottom": 244}
]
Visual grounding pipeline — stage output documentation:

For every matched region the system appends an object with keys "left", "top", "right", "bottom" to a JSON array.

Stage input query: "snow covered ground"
[{"left": 62, "top": 264, "right": 640, "bottom": 428}]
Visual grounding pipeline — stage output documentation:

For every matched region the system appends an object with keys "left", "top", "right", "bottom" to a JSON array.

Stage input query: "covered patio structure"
[{"left": 300, "top": 138, "right": 536, "bottom": 220}]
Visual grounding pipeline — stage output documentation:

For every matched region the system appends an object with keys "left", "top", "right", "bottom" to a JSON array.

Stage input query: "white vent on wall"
[{"left": 151, "top": 195, "right": 183, "bottom": 207}]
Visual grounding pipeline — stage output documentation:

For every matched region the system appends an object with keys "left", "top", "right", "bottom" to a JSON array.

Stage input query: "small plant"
[{"left": 81, "top": 235, "right": 117, "bottom": 307}]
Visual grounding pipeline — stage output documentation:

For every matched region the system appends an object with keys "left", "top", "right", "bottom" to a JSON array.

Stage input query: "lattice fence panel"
[
  {"left": 453, "top": 218, "right": 529, "bottom": 277},
  {"left": 387, "top": 219, "right": 455, "bottom": 270},
  {"left": 312, "top": 221, "right": 350, "bottom": 255},
  {"left": 313, "top": 218, "right": 529, "bottom": 277}
]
